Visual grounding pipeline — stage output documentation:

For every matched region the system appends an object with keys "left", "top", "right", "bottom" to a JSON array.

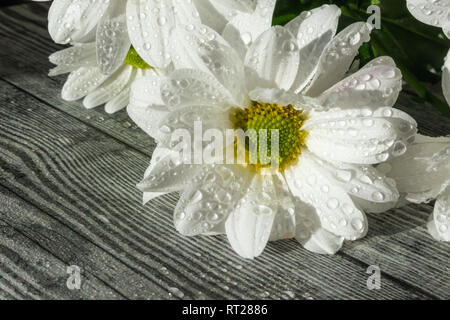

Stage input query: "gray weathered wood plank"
[
  {"left": 0, "top": 230, "right": 121, "bottom": 299},
  {"left": 344, "top": 204, "right": 450, "bottom": 299},
  {"left": 0, "top": 79, "right": 432, "bottom": 299},
  {"left": 0, "top": 184, "right": 180, "bottom": 300},
  {"left": 0, "top": 189, "right": 124, "bottom": 299}
]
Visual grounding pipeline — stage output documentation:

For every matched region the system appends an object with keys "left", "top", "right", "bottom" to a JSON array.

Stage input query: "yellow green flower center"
[
  {"left": 124, "top": 46, "right": 152, "bottom": 69},
  {"left": 231, "top": 101, "right": 307, "bottom": 171}
]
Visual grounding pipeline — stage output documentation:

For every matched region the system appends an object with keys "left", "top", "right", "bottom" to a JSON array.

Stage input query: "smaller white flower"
[
  {"left": 407, "top": 0, "right": 450, "bottom": 105},
  {"left": 41, "top": 0, "right": 276, "bottom": 113},
  {"left": 380, "top": 134, "right": 450, "bottom": 242},
  {"left": 33, "top": 0, "right": 275, "bottom": 74},
  {"left": 49, "top": 43, "right": 160, "bottom": 114},
  {"left": 32, "top": 0, "right": 201, "bottom": 73}
]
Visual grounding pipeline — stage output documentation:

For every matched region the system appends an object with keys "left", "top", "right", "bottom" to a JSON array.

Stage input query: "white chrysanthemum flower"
[
  {"left": 128, "top": 5, "right": 418, "bottom": 258},
  {"left": 42, "top": 0, "right": 275, "bottom": 112},
  {"left": 33, "top": 0, "right": 275, "bottom": 74},
  {"left": 379, "top": 135, "right": 450, "bottom": 242},
  {"left": 49, "top": 43, "right": 160, "bottom": 113},
  {"left": 128, "top": 6, "right": 417, "bottom": 258},
  {"left": 406, "top": 0, "right": 450, "bottom": 105}
]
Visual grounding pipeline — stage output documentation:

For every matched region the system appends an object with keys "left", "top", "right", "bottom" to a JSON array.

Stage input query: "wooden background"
[{"left": 0, "top": 2, "right": 448, "bottom": 300}]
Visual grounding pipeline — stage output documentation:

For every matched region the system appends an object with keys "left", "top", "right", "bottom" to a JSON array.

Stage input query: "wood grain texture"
[
  {"left": 0, "top": 2, "right": 448, "bottom": 300},
  {"left": 0, "top": 184, "right": 177, "bottom": 300}
]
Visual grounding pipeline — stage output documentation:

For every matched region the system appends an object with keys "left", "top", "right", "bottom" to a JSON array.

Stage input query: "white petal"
[
  {"left": 171, "top": 0, "right": 203, "bottom": 23},
  {"left": 104, "top": 85, "right": 131, "bottom": 114},
  {"left": 126, "top": 0, "right": 173, "bottom": 68},
  {"left": 443, "top": 20, "right": 450, "bottom": 39},
  {"left": 270, "top": 173, "right": 344, "bottom": 255},
  {"left": 305, "top": 107, "right": 418, "bottom": 164},
  {"left": 305, "top": 22, "right": 371, "bottom": 96},
  {"left": 385, "top": 135, "right": 450, "bottom": 203},
  {"left": 443, "top": 50, "right": 450, "bottom": 105},
  {"left": 75, "top": 26, "right": 97, "bottom": 43},
  {"left": 48, "top": 0, "right": 109, "bottom": 44},
  {"left": 61, "top": 67, "right": 109, "bottom": 101},
  {"left": 432, "top": 186, "right": 450, "bottom": 241},
  {"left": 126, "top": 0, "right": 201, "bottom": 68},
  {"left": 127, "top": 73, "right": 169, "bottom": 140},
  {"left": 352, "top": 198, "right": 398, "bottom": 214},
  {"left": 279, "top": 188, "right": 345, "bottom": 254},
  {"left": 425, "top": 137, "right": 450, "bottom": 172},
  {"left": 143, "top": 192, "right": 165, "bottom": 205},
  {"left": 286, "top": 5, "right": 340, "bottom": 50},
  {"left": 96, "top": 0, "right": 131, "bottom": 75},
  {"left": 225, "top": 174, "right": 278, "bottom": 259},
  {"left": 83, "top": 65, "right": 133, "bottom": 109},
  {"left": 285, "top": 151, "right": 368, "bottom": 240},
  {"left": 286, "top": 4, "right": 341, "bottom": 93},
  {"left": 297, "top": 225, "right": 344, "bottom": 255},
  {"left": 141, "top": 147, "right": 178, "bottom": 204},
  {"left": 269, "top": 173, "right": 296, "bottom": 241},
  {"left": 193, "top": 0, "right": 230, "bottom": 34},
  {"left": 319, "top": 57, "right": 403, "bottom": 109},
  {"left": 156, "top": 105, "right": 232, "bottom": 147},
  {"left": 406, "top": 0, "right": 450, "bottom": 28},
  {"left": 270, "top": 206, "right": 296, "bottom": 241},
  {"left": 175, "top": 165, "right": 254, "bottom": 236},
  {"left": 171, "top": 24, "right": 247, "bottom": 104},
  {"left": 222, "top": 0, "right": 276, "bottom": 58},
  {"left": 427, "top": 213, "right": 445, "bottom": 241},
  {"left": 48, "top": 43, "right": 97, "bottom": 76},
  {"left": 137, "top": 153, "right": 201, "bottom": 194},
  {"left": 213, "top": 0, "right": 257, "bottom": 12},
  {"left": 363, "top": 55, "right": 397, "bottom": 69},
  {"left": 244, "top": 26, "right": 300, "bottom": 90},
  {"left": 305, "top": 156, "right": 400, "bottom": 206},
  {"left": 160, "top": 69, "right": 234, "bottom": 109}
]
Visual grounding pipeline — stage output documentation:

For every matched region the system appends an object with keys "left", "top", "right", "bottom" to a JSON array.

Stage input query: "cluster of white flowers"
[{"left": 35, "top": 0, "right": 449, "bottom": 258}]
